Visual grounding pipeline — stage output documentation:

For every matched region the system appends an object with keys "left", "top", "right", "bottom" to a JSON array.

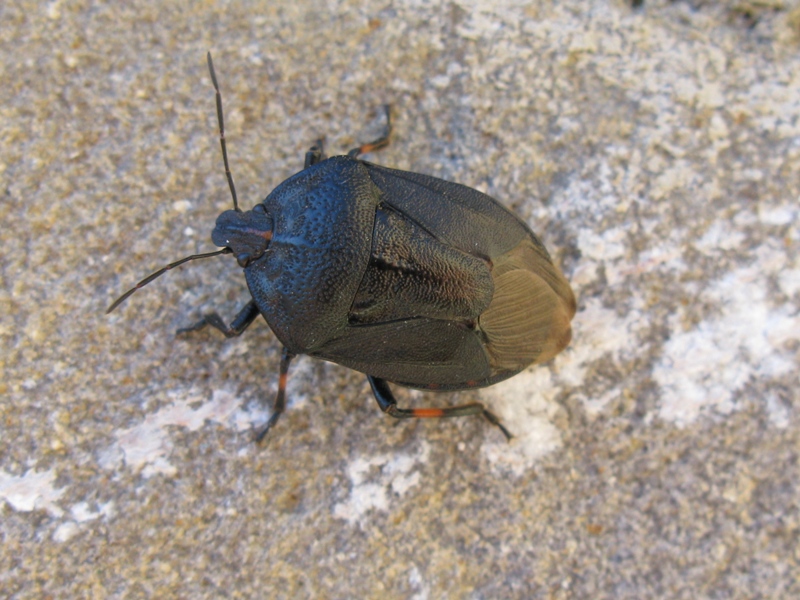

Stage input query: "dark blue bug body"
[
  {"left": 215, "top": 154, "right": 575, "bottom": 395},
  {"left": 109, "top": 55, "right": 575, "bottom": 441}
]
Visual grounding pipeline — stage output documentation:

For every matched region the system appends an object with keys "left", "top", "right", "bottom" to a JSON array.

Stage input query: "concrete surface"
[{"left": 2, "top": 0, "right": 799, "bottom": 598}]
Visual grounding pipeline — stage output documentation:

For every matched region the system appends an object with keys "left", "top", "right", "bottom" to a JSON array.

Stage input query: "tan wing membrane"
[{"left": 479, "top": 239, "right": 576, "bottom": 371}]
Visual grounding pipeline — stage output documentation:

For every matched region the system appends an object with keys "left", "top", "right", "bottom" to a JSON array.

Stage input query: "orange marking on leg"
[
  {"left": 360, "top": 141, "right": 385, "bottom": 154},
  {"left": 410, "top": 408, "right": 445, "bottom": 418}
]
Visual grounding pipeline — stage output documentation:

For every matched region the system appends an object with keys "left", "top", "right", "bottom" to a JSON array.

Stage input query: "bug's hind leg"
[
  {"left": 177, "top": 299, "right": 260, "bottom": 338},
  {"left": 347, "top": 105, "right": 391, "bottom": 158},
  {"left": 367, "top": 375, "right": 512, "bottom": 440}
]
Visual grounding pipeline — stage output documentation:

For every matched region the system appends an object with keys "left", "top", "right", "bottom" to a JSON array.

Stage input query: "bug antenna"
[
  {"left": 207, "top": 51, "right": 239, "bottom": 212},
  {"left": 106, "top": 248, "right": 232, "bottom": 314}
]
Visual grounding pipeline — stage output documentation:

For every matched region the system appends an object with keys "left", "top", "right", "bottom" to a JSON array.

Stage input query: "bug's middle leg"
[
  {"left": 255, "top": 347, "right": 295, "bottom": 443},
  {"left": 367, "top": 375, "right": 512, "bottom": 440}
]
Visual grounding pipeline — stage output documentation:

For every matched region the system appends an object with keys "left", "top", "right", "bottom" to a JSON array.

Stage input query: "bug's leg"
[
  {"left": 347, "top": 105, "right": 392, "bottom": 158},
  {"left": 255, "top": 347, "right": 295, "bottom": 443},
  {"left": 367, "top": 375, "right": 513, "bottom": 440},
  {"left": 304, "top": 138, "right": 325, "bottom": 168},
  {"left": 176, "top": 299, "right": 260, "bottom": 338}
]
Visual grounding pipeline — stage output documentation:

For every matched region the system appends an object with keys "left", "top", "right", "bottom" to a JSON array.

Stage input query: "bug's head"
[{"left": 212, "top": 204, "right": 273, "bottom": 268}]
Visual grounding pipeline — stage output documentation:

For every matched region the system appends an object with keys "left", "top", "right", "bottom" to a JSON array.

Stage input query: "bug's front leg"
[
  {"left": 177, "top": 301, "right": 293, "bottom": 443},
  {"left": 367, "top": 375, "right": 513, "bottom": 440},
  {"left": 177, "top": 299, "right": 260, "bottom": 338},
  {"left": 304, "top": 139, "right": 325, "bottom": 168}
]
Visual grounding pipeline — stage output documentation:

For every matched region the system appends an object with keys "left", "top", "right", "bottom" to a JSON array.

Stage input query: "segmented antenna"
[
  {"left": 207, "top": 51, "right": 239, "bottom": 211},
  {"left": 106, "top": 53, "right": 243, "bottom": 314},
  {"left": 106, "top": 248, "right": 231, "bottom": 314}
]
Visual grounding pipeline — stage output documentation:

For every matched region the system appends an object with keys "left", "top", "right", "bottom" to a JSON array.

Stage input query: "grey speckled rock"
[{"left": 2, "top": 1, "right": 798, "bottom": 598}]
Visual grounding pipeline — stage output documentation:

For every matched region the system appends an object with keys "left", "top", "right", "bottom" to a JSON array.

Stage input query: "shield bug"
[{"left": 108, "top": 53, "right": 576, "bottom": 442}]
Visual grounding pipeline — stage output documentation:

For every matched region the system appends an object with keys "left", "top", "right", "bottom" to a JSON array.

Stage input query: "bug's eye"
[{"left": 237, "top": 253, "right": 251, "bottom": 268}]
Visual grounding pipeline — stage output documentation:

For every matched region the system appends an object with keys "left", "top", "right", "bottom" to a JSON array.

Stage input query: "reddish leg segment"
[
  {"left": 255, "top": 348, "right": 295, "bottom": 443},
  {"left": 367, "top": 376, "right": 512, "bottom": 440}
]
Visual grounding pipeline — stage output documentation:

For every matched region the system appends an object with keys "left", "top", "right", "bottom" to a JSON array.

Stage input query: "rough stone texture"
[{"left": 2, "top": 1, "right": 798, "bottom": 598}]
